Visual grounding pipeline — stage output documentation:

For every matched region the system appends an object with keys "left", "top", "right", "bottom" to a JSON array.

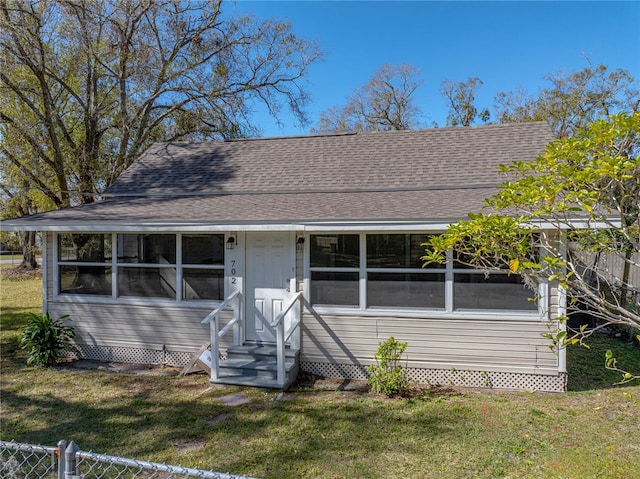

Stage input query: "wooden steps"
[{"left": 211, "top": 343, "right": 299, "bottom": 389}]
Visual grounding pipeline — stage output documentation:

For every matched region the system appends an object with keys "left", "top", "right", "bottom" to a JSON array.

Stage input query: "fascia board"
[
  {"left": 4, "top": 215, "right": 621, "bottom": 233},
  {"left": 300, "top": 221, "right": 455, "bottom": 232},
  {"left": 2, "top": 219, "right": 459, "bottom": 233},
  {"left": 530, "top": 218, "right": 622, "bottom": 230},
  {"left": 1, "top": 222, "right": 302, "bottom": 232}
]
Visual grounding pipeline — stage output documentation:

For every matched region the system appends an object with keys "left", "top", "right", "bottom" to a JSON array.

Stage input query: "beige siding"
[
  {"left": 549, "top": 282, "right": 562, "bottom": 319},
  {"left": 45, "top": 232, "right": 55, "bottom": 301},
  {"left": 544, "top": 231, "right": 566, "bottom": 321},
  {"left": 295, "top": 238, "right": 304, "bottom": 292},
  {"left": 47, "top": 301, "right": 233, "bottom": 353},
  {"left": 301, "top": 313, "right": 558, "bottom": 375}
]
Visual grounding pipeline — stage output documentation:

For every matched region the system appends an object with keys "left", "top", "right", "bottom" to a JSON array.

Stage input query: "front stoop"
[{"left": 210, "top": 343, "right": 299, "bottom": 389}]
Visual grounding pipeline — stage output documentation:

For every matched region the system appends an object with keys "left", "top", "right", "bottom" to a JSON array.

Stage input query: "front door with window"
[{"left": 245, "top": 232, "right": 292, "bottom": 342}]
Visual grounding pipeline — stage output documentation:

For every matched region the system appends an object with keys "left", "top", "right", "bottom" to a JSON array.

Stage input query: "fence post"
[
  {"left": 65, "top": 441, "right": 79, "bottom": 479},
  {"left": 57, "top": 440, "right": 67, "bottom": 479}
]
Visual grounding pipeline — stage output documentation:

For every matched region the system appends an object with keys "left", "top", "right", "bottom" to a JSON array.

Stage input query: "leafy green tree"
[
  {"left": 440, "top": 77, "right": 490, "bottom": 127},
  {"left": 424, "top": 112, "right": 640, "bottom": 383},
  {"left": 0, "top": 93, "right": 55, "bottom": 270},
  {"left": 1, "top": 0, "right": 321, "bottom": 267},
  {"left": 312, "top": 63, "right": 424, "bottom": 133},
  {"left": 494, "top": 64, "right": 638, "bottom": 138}
]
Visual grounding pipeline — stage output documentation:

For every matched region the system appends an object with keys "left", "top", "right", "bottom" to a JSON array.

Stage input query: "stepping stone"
[{"left": 219, "top": 392, "right": 250, "bottom": 407}]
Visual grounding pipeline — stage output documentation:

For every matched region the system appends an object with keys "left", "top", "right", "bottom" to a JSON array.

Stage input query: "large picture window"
[
  {"left": 309, "top": 233, "right": 539, "bottom": 313},
  {"left": 57, "top": 233, "right": 225, "bottom": 301}
]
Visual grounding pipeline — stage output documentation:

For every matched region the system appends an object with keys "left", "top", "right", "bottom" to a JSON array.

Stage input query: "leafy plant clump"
[
  {"left": 368, "top": 336, "right": 410, "bottom": 397},
  {"left": 20, "top": 312, "right": 76, "bottom": 366}
]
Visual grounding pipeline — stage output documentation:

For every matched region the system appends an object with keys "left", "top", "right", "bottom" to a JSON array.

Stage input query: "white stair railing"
[
  {"left": 270, "top": 291, "right": 304, "bottom": 386},
  {"left": 201, "top": 290, "right": 242, "bottom": 381}
]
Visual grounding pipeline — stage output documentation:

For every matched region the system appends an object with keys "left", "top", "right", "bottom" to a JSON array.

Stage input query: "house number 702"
[{"left": 231, "top": 260, "right": 237, "bottom": 284}]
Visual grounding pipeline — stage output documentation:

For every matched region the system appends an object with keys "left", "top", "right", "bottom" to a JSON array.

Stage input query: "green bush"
[
  {"left": 20, "top": 312, "right": 76, "bottom": 366},
  {"left": 367, "top": 336, "right": 410, "bottom": 397}
]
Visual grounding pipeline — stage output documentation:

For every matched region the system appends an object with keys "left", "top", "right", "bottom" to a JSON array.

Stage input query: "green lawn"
[{"left": 1, "top": 273, "right": 639, "bottom": 479}]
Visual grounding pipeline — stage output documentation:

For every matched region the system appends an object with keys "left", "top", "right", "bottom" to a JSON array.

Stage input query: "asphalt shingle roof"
[{"left": 5, "top": 122, "right": 553, "bottom": 228}]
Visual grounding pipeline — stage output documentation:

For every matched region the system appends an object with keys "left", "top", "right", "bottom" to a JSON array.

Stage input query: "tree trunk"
[{"left": 19, "top": 231, "right": 38, "bottom": 270}]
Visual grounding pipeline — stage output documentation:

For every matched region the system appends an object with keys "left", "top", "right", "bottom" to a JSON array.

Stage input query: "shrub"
[
  {"left": 367, "top": 336, "right": 410, "bottom": 397},
  {"left": 20, "top": 312, "right": 76, "bottom": 366}
]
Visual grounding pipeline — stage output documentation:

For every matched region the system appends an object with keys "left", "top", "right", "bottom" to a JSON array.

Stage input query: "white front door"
[{"left": 245, "top": 232, "right": 293, "bottom": 342}]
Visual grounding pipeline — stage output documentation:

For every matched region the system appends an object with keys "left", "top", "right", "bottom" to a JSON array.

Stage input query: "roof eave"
[{"left": 1, "top": 218, "right": 469, "bottom": 233}]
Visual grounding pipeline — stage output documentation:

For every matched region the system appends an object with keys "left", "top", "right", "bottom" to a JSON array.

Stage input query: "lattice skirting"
[
  {"left": 63, "top": 344, "right": 192, "bottom": 368},
  {"left": 300, "top": 361, "right": 568, "bottom": 393},
  {"left": 63, "top": 345, "right": 567, "bottom": 392}
]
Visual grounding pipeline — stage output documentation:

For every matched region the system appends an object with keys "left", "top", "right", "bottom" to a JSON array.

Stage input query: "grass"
[
  {"left": 2, "top": 274, "right": 640, "bottom": 479},
  {"left": 0, "top": 251, "right": 41, "bottom": 260}
]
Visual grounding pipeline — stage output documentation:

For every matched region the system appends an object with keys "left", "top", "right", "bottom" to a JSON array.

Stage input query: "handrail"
[
  {"left": 201, "top": 290, "right": 240, "bottom": 324},
  {"left": 218, "top": 314, "right": 241, "bottom": 339},
  {"left": 272, "top": 291, "right": 304, "bottom": 387},
  {"left": 284, "top": 316, "right": 301, "bottom": 343},
  {"left": 271, "top": 291, "right": 303, "bottom": 328},
  {"left": 201, "top": 290, "right": 242, "bottom": 381}
]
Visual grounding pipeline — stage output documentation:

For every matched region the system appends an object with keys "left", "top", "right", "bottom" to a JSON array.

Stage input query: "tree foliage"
[
  {"left": 0, "top": 0, "right": 321, "bottom": 209},
  {"left": 0, "top": 117, "right": 54, "bottom": 268},
  {"left": 494, "top": 64, "right": 639, "bottom": 138},
  {"left": 423, "top": 112, "right": 640, "bottom": 381},
  {"left": 440, "top": 76, "right": 490, "bottom": 127},
  {"left": 312, "top": 63, "right": 423, "bottom": 133}
]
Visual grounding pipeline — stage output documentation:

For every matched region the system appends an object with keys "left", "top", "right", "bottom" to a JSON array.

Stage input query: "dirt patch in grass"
[
  {"left": 205, "top": 412, "right": 231, "bottom": 425},
  {"left": 297, "top": 375, "right": 370, "bottom": 392},
  {"left": 174, "top": 438, "right": 208, "bottom": 453},
  {"left": 56, "top": 359, "right": 183, "bottom": 376},
  {"left": 0, "top": 266, "right": 42, "bottom": 280}
]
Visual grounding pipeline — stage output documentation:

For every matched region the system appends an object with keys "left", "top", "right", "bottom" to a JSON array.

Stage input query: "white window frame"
[
  {"left": 179, "top": 233, "right": 225, "bottom": 302},
  {"left": 305, "top": 231, "right": 546, "bottom": 320},
  {"left": 116, "top": 232, "right": 179, "bottom": 301},
  {"left": 308, "top": 232, "right": 361, "bottom": 309},
  {"left": 55, "top": 232, "right": 115, "bottom": 298},
  {"left": 365, "top": 232, "right": 447, "bottom": 311},
  {"left": 53, "top": 232, "right": 226, "bottom": 307}
]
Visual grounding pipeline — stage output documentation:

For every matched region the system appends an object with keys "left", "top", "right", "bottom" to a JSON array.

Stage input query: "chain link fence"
[
  {"left": 0, "top": 441, "right": 58, "bottom": 479},
  {"left": 0, "top": 440, "right": 257, "bottom": 479}
]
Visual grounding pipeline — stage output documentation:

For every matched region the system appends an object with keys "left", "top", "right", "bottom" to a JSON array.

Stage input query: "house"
[{"left": 2, "top": 122, "right": 567, "bottom": 391}]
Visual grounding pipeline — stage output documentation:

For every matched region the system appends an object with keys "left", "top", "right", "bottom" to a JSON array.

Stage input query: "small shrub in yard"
[
  {"left": 20, "top": 312, "right": 76, "bottom": 366},
  {"left": 368, "top": 336, "right": 410, "bottom": 397}
]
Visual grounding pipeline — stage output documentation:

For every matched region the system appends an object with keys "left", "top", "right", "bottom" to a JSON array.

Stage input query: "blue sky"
[{"left": 225, "top": 1, "right": 640, "bottom": 137}]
